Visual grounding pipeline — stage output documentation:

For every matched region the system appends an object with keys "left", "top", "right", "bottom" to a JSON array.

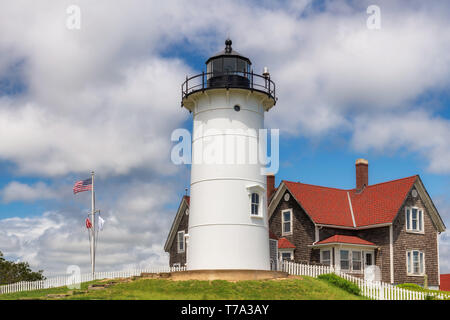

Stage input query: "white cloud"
[
  {"left": 440, "top": 232, "right": 450, "bottom": 274},
  {"left": 0, "top": 0, "right": 450, "bottom": 275},
  {"left": 1, "top": 181, "right": 57, "bottom": 203},
  {"left": 0, "top": 1, "right": 449, "bottom": 173},
  {"left": 352, "top": 110, "right": 450, "bottom": 174},
  {"left": 0, "top": 57, "right": 189, "bottom": 176},
  {"left": 435, "top": 197, "right": 450, "bottom": 273},
  {"left": 0, "top": 181, "right": 177, "bottom": 275}
]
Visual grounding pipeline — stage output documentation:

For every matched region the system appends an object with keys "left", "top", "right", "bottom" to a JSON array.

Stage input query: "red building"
[{"left": 440, "top": 274, "right": 450, "bottom": 291}]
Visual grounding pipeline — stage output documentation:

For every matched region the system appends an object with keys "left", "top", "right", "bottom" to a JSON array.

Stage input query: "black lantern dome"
[
  {"left": 205, "top": 39, "right": 251, "bottom": 88},
  {"left": 181, "top": 38, "right": 276, "bottom": 108}
]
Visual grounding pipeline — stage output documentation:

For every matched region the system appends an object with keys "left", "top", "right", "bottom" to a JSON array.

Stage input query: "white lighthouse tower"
[{"left": 181, "top": 39, "right": 276, "bottom": 270}]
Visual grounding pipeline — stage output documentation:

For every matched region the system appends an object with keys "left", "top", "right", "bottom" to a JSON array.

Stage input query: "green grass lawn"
[{"left": 0, "top": 276, "right": 364, "bottom": 300}]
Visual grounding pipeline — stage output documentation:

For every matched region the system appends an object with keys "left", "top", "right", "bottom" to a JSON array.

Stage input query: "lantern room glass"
[{"left": 207, "top": 56, "right": 250, "bottom": 80}]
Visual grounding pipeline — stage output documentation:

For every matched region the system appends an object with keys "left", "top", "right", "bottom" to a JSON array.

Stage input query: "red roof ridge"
[
  {"left": 315, "top": 235, "right": 376, "bottom": 246},
  {"left": 283, "top": 175, "right": 418, "bottom": 193},
  {"left": 282, "top": 180, "right": 348, "bottom": 192},
  {"left": 358, "top": 175, "right": 418, "bottom": 190}
]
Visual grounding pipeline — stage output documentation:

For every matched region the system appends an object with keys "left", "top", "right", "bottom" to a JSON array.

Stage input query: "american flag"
[{"left": 73, "top": 178, "right": 92, "bottom": 194}]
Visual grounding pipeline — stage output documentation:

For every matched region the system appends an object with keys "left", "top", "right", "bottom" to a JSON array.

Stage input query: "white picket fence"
[
  {"left": 2, "top": 262, "right": 448, "bottom": 300},
  {"left": 279, "top": 260, "right": 449, "bottom": 300},
  {"left": 0, "top": 266, "right": 186, "bottom": 295}
]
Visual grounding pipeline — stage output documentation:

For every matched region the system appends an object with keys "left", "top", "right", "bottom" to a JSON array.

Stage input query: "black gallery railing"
[{"left": 181, "top": 71, "right": 276, "bottom": 103}]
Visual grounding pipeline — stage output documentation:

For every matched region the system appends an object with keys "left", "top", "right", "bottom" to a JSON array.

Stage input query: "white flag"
[{"left": 98, "top": 216, "right": 105, "bottom": 231}]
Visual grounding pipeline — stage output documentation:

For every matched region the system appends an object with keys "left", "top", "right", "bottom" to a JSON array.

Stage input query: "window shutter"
[
  {"left": 406, "top": 209, "right": 410, "bottom": 230},
  {"left": 419, "top": 210, "right": 423, "bottom": 231},
  {"left": 407, "top": 251, "right": 411, "bottom": 274},
  {"left": 420, "top": 252, "right": 424, "bottom": 274}
]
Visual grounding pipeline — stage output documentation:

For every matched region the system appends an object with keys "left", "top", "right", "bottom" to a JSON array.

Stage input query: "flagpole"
[{"left": 91, "top": 171, "right": 95, "bottom": 277}]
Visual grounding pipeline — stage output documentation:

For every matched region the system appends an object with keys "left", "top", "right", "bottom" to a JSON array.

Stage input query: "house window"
[
  {"left": 251, "top": 193, "right": 260, "bottom": 216},
  {"left": 321, "top": 250, "right": 331, "bottom": 266},
  {"left": 407, "top": 250, "right": 425, "bottom": 275},
  {"left": 406, "top": 207, "right": 424, "bottom": 232},
  {"left": 177, "top": 231, "right": 185, "bottom": 253},
  {"left": 173, "top": 263, "right": 181, "bottom": 268},
  {"left": 352, "top": 251, "right": 362, "bottom": 271},
  {"left": 280, "top": 251, "right": 293, "bottom": 261},
  {"left": 282, "top": 209, "right": 292, "bottom": 235},
  {"left": 340, "top": 250, "right": 350, "bottom": 270}
]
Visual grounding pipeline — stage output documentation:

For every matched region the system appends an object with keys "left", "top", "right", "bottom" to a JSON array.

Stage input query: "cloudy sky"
[{"left": 0, "top": 0, "right": 449, "bottom": 275}]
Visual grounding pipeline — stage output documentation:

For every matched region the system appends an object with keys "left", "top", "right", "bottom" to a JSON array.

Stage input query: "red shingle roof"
[
  {"left": 284, "top": 176, "right": 417, "bottom": 228},
  {"left": 278, "top": 237, "right": 296, "bottom": 249},
  {"left": 440, "top": 274, "right": 450, "bottom": 292},
  {"left": 269, "top": 230, "right": 278, "bottom": 240},
  {"left": 350, "top": 176, "right": 417, "bottom": 227},
  {"left": 315, "top": 235, "right": 376, "bottom": 246},
  {"left": 284, "top": 181, "right": 353, "bottom": 227}
]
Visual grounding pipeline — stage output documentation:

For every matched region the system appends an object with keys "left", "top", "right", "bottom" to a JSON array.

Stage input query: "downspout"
[
  {"left": 437, "top": 232, "right": 440, "bottom": 288},
  {"left": 314, "top": 225, "right": 320, "bottom": 243},
  {"left": 184, "top": 233, "right": 190, "bottom": 268},
  {"left": 389, "top": 225, "right": 394, "bottom": 284}
]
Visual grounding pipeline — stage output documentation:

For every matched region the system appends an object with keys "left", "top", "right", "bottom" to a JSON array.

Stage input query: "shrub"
[
  {"left": 396, "top": 283, "right": 425, "bottom": 292},
  {"left": 317, "top": 273, "right": 360, "bottom": 296}
]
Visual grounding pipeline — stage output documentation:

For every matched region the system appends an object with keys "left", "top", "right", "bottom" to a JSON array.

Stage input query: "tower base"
[{"left": 169, "top": 269, "right": 288, "bottom": 281}]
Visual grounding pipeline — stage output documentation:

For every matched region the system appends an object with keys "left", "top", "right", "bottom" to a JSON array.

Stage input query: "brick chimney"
[
  {"left": 355, "top": 159, "right": 369, "bottom": 191},
  {"left": 266, "top": 174, "right": 275, "bottom": 203}
]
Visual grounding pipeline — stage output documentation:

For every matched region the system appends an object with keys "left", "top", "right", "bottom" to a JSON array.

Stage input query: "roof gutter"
[{"left": 308, "top": 242, "right": 379, "bottom": 248}]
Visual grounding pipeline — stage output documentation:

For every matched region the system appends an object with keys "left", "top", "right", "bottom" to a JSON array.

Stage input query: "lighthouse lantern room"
[{"left": 181, "top": 39, "right": 277, "bottom": 271}]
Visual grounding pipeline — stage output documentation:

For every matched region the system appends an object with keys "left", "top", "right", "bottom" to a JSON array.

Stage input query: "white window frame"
[
  {"left": 281, "top": 209, "right": 293, "bottom": 236},
  {"left": 246, "top": 185, "right": 264, "bottom": 218},
  {"left": 279, "top": 249, "right": 294, "bottom": 261},
  {"left": 405, "top": 206, "right": 424, "bottom": 233},
  {"left": 172, "top": 263, "right": 181, "bottom": 268},
  {"left": 340, "top": 249, "right": 350, "bottom": 271},
  {"left": 338, "top": 249, "right": 366, "bottom": 273},
  {"left": 406, "top": 250, "right": 425, "bottom": 276},
  {"left": 250, "top": 192, "right": 261, "bottom": 217},
  {"left": 320, "top": 249, "right": 331, "bottom": 266},
  {"left": 177, "top": 230, "right": 185, "bottom": 253},
  {"left": 352, "top": 250, "right": 362, "bottom": 272}
]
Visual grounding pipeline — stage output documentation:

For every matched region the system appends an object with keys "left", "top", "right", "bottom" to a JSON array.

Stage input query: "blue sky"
[{"left": 0, "top": 0, "right": 449, "bottom": 275}]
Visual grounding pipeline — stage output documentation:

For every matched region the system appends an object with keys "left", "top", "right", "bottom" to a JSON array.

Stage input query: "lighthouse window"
[
  {"left": 251, "top": 193, "right": 260, "bottom": 215},
  {"left": 237, "top": 59, "right": 246, "bottom": 75},
  {"left": 223, "top": 57, "right": 235, "bottom": 73},
  {"left": 212, "top": 58, "right": 223, "bottom": 76},
  {"left": 234, "top": 105, "right": 240, "bottom": 112}
]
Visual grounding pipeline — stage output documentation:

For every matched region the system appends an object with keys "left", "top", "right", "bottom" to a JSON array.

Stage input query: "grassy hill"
[{"left": 0, "top": 275, "right": 364, "bottom": 300}]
